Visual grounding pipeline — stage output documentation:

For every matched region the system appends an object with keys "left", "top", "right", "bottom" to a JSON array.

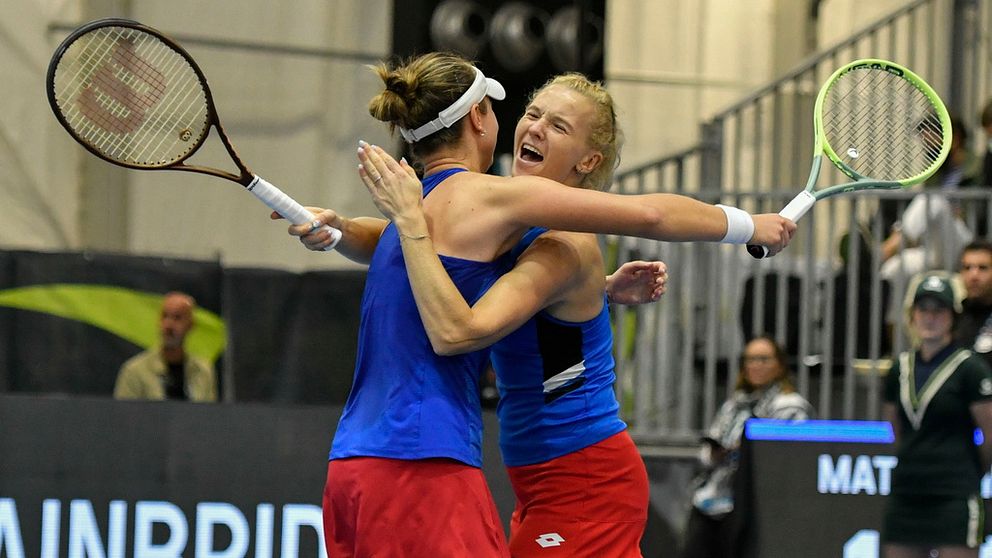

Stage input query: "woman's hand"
[
  {"left": 357, "top": 142, "right": 429, "bottom": 237},
  {"left": 750, "top": 214, "right": 797, "bottom": 257},
  {"left": 606, "top": 261, "right": 668, "bottom": 305},
  {"left": 272, "top": 206, "right": 343, "bottom": 252}
]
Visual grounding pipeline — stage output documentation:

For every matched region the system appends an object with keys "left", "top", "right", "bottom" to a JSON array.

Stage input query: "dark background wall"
[
  {"left": 0, "top": 249, "right": 363, "bottom": 404},
  {"left": 0, "top": 249, "right": 688, "bottom": 555},
  {"left": 390, "top": 0, "right": 606, "bottom": 160},
  {"left": 0, "top": 394, "right": 685, "bottom": 557}
]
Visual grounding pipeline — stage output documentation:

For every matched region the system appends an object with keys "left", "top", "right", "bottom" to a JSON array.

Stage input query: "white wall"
[{"left": 606, "top": 0, "right": 779, "bottom": 170}]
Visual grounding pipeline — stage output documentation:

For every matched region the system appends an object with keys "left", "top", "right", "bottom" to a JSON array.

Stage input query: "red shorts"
[
  {"left": 506, "top": 430, "right": 648, "bottom": 558},
  {"left": 322, "top": 456, "right": 510, "bottom": 558}
]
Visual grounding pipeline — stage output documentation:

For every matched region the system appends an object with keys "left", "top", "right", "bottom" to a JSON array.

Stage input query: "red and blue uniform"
[
  {"left": 323, "top": 168, "right": 512, "bottom": 558},
  {"left": 491, "top": 227, "right": 648, "bottom": 558}
]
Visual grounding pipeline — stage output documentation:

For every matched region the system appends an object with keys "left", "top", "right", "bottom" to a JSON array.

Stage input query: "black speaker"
[{"left": 391, "top": 0, "right": 606, "bottom": 160}]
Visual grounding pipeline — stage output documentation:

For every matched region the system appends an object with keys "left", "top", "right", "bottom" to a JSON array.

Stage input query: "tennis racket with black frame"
[
  {"left": 747, "top": 58, "right": 952, "bottom": 258},
  {"left": 46, "top": 18, "right": 342, "bottom": 250}
]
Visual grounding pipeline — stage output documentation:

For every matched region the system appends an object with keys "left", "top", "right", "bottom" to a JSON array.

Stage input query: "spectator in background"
[
  {"left": 882, "top": 272, "right": 992, "bottom": 558},
  {"left": 679, "top": 335, "right": 812, "bottom": 558},
  {"left": 880, "top": 116, "right": 977, "bottom": 341},
  {"left": 967, "top": 100, "right": 992, "bottom": 241},
  {"left": 823, "top": 224, "right": 893, "bottom": 371},
  {"left": 113, "top": 291, "right": 217, "bottom": 402},
  {"left": 980, "top": 99, "right": 992, "bottom": 189},
  {"left": 954, "top": 239, "right": 992, "bottom": 368},
  {"left": 881, "top": 115, "right": 977, "bottom": 281}
]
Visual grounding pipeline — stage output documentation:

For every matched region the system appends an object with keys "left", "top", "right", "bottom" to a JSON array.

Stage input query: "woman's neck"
[
  {"left": 423, "top": 157, "right": 473, "bottom": 176},
  {"left": 421, "top": 140, "right": 486, "bottom": 176}
]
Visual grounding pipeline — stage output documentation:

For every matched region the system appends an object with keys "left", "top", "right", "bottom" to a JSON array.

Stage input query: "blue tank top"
[
  {"left": 491, "top": 227, "right": 627, "bottom": 466},
  {"left": 330, "top": 168, "right": 512, "bottom": 467}
]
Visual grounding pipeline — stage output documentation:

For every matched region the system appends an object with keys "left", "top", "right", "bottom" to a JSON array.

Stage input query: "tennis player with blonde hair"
[
  {"left": 357, "top": 72, "right": 661, "bottom": 557},
  {"left": 290, "top": 52, "right": 794, "bottom": 557}
]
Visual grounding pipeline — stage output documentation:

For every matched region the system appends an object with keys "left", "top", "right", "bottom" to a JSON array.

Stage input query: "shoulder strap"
[{"left": 510, "top": 227, "right": 550, "bottom": 261}]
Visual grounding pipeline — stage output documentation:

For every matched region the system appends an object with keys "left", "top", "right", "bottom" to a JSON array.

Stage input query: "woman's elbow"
[
  {"left": 431, "top": 338, "right": 464, "bottom": 356},
  {"left": 428, "top": 328, "right": 485, "bottom": 356},
  {"left": 638, "top": 205, "right": 667, "bottom": 239}
]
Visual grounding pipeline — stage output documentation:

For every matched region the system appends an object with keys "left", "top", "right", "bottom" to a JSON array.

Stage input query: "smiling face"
[{"left": 512, "top": 84, "right": 604, "bottom": 188}]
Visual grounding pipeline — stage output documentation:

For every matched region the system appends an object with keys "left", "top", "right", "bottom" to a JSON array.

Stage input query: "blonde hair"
[
  {"left": 367, "top": 52, "right": 488, "bottom": 162},
  {"left": 529, "top": 73, "right": 623, "bottom": 191}
]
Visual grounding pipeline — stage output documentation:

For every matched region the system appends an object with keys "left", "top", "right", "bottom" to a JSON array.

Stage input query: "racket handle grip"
[
  {"left": 746, "top": 190, "right": 815, "bottom": 259},
  {"left": 248, "top": 175, "right": 342, "bottom": 251}
]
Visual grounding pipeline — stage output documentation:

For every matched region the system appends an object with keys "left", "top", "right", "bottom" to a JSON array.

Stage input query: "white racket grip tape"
[
  {"left": 779, "top": 190, "right": 816, "bottom": 222},
  {"left": 248, "top": 176, "right": 342, "bottom": 251}
]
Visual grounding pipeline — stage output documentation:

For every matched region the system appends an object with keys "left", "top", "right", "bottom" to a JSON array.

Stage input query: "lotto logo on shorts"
[{"left": 535, "top": 532, "right": 565, "bottom": 548}]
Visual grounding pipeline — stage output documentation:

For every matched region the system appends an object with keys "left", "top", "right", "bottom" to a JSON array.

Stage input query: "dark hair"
[
  {"left": 736, "top": 335, "right": 795, "bottom": 393},
  {"left": 367, "top": 52, "right": 488, "bottom": 162},
  {"left": 961, "top": 238, "right": 992, "bottom": 262},
  {"left": 982, "top": 98, "right": 992, "bottom": 129},
  {"left": 950, "top": 114, "right": 969, "bottom": 146},
  {"left": 919, "top": 113, "right": 969, "bottom": 146}
]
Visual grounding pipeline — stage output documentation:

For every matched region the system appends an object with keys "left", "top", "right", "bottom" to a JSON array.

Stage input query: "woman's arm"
[
  {"left": 358, "top": 144, "right": 796, "bottom": 254},
  {"left": 276, "top": 208, "right": 387, "bottom": 264},
  {"left": 393, "top": 210, "right": 584, "bottom": 355},
  {"left": 606, "top": 261, "right": 667, "bottom": 305}
]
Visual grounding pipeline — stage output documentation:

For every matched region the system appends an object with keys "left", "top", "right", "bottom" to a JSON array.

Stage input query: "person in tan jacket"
[{"left": 113, "top": 291, "right": 217, "bottom": 402}]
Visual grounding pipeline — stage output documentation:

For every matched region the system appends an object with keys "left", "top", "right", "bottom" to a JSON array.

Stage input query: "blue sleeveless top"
[
  {"left": 330, "top": 168, "right": 512, "bottom": 467},
  {"left": 491, "top": 227, "right": 627, "bottom": 466}
]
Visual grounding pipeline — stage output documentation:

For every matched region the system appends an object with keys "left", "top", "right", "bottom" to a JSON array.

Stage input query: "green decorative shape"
[{"left": 0, "top": 284, "right": 225, "bottom": 363}]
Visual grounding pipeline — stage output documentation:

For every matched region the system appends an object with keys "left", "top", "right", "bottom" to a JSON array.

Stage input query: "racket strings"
[
  {"left": 821, "top": 68, "right": 944, "bottom": 182},
  {"left": 74, "top": 31, "right": 183, "bottom": 159},
  {"left": 52, "top": 25, "right": 209, "bottom": 167}
]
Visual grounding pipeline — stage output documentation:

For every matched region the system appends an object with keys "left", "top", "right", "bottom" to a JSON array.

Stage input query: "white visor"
[{"left": 399, "top": 67, "right": 506, "bottom": 143}]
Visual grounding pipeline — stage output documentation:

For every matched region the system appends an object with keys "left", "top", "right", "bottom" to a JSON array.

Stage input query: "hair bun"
[{"left": 386, "top": 73, "right": 419, "bottom": 103}]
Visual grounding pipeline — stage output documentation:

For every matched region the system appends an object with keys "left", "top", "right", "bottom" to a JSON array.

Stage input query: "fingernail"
[
  {"left": 358, "top": 139, "right": 368, "bottom": 147},
  {"left": 400, "top": 157, "right": 408, "bottom": 164}
]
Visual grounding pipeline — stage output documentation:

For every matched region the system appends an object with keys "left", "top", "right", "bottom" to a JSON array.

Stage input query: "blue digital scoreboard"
[{"left": 742, "top": 419, "right": 992, "bottom": 558}]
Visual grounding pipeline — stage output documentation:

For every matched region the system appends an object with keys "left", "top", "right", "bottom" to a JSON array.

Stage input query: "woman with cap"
[
  {"left": 882, "top": 272, "right": 992, "bottom": 558},
  {"left": 294, "top": 52, "right": 794, "bottom": 558}
]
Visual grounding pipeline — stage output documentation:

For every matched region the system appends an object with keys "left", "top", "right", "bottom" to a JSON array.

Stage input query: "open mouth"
[{"left": 519, "top": 143, "right": 544, "bottom": 163}]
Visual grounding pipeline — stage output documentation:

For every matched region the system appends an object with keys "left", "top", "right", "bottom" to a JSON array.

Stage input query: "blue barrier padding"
[{"left": 744, "top": 419, "right": 894, "bottom": 443}]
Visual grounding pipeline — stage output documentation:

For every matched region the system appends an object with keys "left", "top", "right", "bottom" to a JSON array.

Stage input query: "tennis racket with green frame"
[{"left": 747, "top": 58, "right": 952, "bottom": 258}]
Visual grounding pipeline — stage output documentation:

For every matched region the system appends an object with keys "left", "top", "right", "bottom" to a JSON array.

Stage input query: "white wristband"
[{"left": 716, "top": 204, "right": 755, "bottom": 244}]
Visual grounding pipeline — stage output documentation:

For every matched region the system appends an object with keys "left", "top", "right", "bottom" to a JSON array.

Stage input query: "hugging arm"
[
  {"left": 358, "top": 144, "right": 795, "bottom": 254},
  {"left": 275, "top": 208, "right": 388, "bottom": 264},
  {"left": 392, "top": 215, "right": 582, "bottom": 355},
  {"left": 606, "top": 261, "right": 667, "bottom": 305}
]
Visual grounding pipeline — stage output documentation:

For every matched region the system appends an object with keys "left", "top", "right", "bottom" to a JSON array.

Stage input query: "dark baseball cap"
[{"left": 913, "top": 274, "right": 957, "bottom": 311}]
